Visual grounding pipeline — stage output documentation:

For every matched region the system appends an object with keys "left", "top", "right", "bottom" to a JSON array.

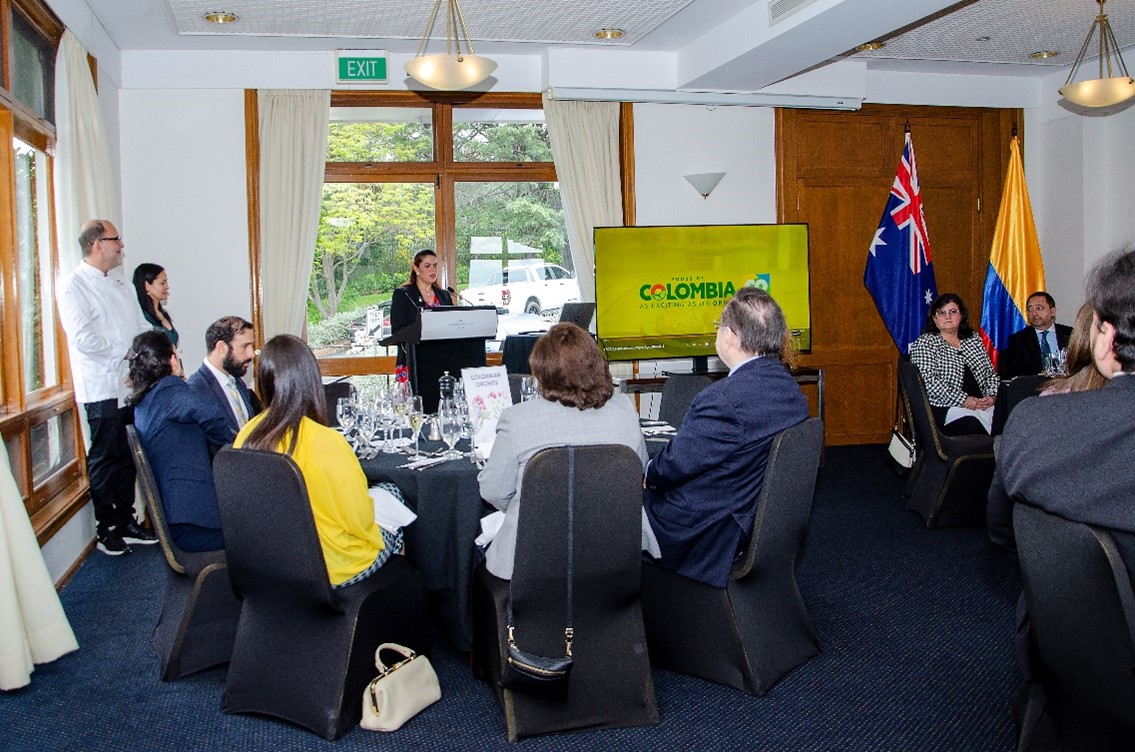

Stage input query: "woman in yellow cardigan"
[{"left": 234, "top": 334, "right": 401, "bottom": 587}]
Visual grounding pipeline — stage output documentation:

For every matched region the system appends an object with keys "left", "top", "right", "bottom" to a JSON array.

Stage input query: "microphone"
[{"left": 446, "top": 286, "right": 469, "bottom": 305}]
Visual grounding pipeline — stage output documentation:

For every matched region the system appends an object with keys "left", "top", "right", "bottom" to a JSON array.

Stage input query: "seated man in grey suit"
[
  {"left": 187, "top": 316, "right": 260, "bottom": 439},
  {"left": 999, "top": 291, "right": 1073, "bottom": 378},
  {"left": 644, "top": 288, "right": 809, "bottom": 588},
  {"left": 989, "top": 247, "right": 1135, "bottom": 677}
]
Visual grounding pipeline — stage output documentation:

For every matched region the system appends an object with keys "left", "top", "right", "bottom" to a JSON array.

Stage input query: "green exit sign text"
[{"left": 337, "top": 50, "right": 388, "bottom": 85}]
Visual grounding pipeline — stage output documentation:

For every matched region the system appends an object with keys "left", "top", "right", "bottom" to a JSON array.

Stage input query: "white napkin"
[
  {"left": 369, "top": 485, "right": 418, "bottom": 531},
  {"left": 944, "top": 405, "right": 994, "bottom": 434},
  {"left": 475, "top": 511, "right": 505, "bottom": 547}
]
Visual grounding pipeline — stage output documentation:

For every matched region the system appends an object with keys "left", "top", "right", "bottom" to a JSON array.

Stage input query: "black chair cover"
[
  {"left": 657, "top": 373, "right": 713, "bottom": 427},
  {"left": 641, "top": 417, "right": 823, "bottom": 695},
  {"left": 1014, "top": 504, "right": 1135, "bottom": 750},
  {"left": 213, "top": 448, "right": 429, "bottom": 740},
  {"left": 472, "top": 445, "right": 659, "bottom": 741}
]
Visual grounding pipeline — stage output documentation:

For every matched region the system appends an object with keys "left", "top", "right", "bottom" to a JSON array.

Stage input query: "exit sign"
[{"left": 337, "top": 50, "right": 388, "bottom": 85}]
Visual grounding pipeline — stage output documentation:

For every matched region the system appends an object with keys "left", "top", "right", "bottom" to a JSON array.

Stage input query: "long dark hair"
[
  {"left": 241, "top": 335, "right": 328, "bottom": 456},
  {"left": 132, "top": 263, "right": 173, "bottom": 324},
  {"left": 406, "top": 249, "right": 442, "bottom": 291},
  {"left": 921, "top": 292, "right": 975, "bottom": 338},
  {"left": 126, "top": 330, "right": 175, "bottom": 406}
]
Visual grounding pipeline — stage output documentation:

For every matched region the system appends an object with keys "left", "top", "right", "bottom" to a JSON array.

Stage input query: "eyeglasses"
[
  {"left": 934, "top": 308, "right": 961, "bottom": 318},
  {"left": 98, "top": 236, "right": 121, "bottom": 243}
]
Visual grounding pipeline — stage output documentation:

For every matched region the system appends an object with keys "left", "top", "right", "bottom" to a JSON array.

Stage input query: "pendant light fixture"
[
  {"left": 404, "top": 0, "right": 497, "bottom": 91},
  {"left": 1059, "top": 0, "right": 1135, "bottom": 108}
]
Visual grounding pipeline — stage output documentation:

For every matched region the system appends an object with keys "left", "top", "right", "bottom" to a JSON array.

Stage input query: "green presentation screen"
[{"left": 593, "top": 224, "right": 811, "bottom": 361}]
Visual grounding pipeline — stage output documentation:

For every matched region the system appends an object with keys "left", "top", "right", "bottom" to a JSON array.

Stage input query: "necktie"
[
  {"left": 226, "top": 379, "right": 249, "bottom": 426},
  {"left": 1039, "top": 329, "right": 1052, "bottom": 361}
]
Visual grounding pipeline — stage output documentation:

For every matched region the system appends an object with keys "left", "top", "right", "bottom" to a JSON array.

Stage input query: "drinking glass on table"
[
  {"left": 336, "top": 397, "right": 357, "bottom": 443},
  {"left": 463, "top": 407, "right": 484, "bottom": 463},
  {"left": 354, "top": 406, "right": 376, "bottom": 456},
  {"left": 376, "top": 390, "right": 399, "bottom": 453},
  {"left": 407, "top": 396, "right": 426, "bottom": 456},
  {"left": 438, "top": 401, "right": 464, "bottom": 460}
]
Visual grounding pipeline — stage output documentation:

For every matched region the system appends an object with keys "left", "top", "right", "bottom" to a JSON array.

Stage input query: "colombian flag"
[{"left": 979, "top": 136, "right": 1045, "bottom": 369}]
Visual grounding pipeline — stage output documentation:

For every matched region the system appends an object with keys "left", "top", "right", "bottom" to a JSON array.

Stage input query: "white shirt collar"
[
  {"left": 203, "top": 357, "right": 237, "bottom": 388},
  {"left": 728, "top": 353, "right": 763, "bottom": 376}
]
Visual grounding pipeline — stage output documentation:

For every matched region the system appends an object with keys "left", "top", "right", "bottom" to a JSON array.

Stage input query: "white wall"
[{"left": 118, "top": 89, "right": 252, "bottom": 369}]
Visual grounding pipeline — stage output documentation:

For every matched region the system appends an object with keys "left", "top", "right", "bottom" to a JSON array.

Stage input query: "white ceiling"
[{"left": 80, "top": 0, "right": 1135, "bottom": 87}]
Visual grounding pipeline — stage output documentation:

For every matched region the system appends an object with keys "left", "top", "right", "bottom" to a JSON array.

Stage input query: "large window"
[
  {"left": 0, "top": 0, "right": 84, "bottom": 542},
  {"left": 311, "top": 93, "right": 569, "bottom": 369}
]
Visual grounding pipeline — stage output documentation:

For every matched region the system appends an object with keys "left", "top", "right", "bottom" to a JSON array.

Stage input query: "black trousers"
[{"left": 84, "top": 399, "right": 137, "bottom": 536}]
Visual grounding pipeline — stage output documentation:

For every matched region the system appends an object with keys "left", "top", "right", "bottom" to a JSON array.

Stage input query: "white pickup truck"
[{"left": 462, "top": 263, "right": 580, "bottom": 316}]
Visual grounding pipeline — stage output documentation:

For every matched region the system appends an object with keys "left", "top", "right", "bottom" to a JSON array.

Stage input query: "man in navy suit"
[
  {"left": 644, "top": 288, "right": 809, "bottom": 588},
  {"left": 1000, "top": 291, "right": 1073, "bottom": 379},
  {"left": 187, "top": 316, "right": 260, "bottom": 439}
]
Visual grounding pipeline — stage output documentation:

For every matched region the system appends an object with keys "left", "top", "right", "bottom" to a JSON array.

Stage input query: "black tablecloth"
[
  {"left": 501, "top": 334, "right": 542, "bottom": 374},
  {"left": 359, "top": 439, "right": 490, "bottom": 652}
]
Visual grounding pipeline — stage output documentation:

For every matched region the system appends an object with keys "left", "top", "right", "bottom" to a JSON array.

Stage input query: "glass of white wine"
[{"left": 407, "top": 396, "right": 425, "bottom": 456}]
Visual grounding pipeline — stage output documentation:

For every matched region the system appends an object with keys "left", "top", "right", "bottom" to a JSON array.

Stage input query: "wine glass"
[
  {"left": 354, "top": 406, "right": 376, "bottom": 457},
  {"left": 407, "top": 396, "right": 425, "bottom": 456},
  {"left": 376, "top": 390, "right": 399, "bottom": 454},
  {"left": 336, "top": 397, "right": 357, "bottom": 443},
  {"left": 437, "top": 401, "right": 464, "bottom": 460},
  {"left": 463, "top": 406, "right": 484, "bottom": 462},
  {"left": 520, "top": 376, "right": 538, "bottom": 402}
]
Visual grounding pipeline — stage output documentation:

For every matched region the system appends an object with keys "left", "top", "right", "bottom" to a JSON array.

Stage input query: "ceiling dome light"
[
  {"left": 405, "top": 0, "right": 497, "bottom": 91},
  {"left": 1031, "top": 50, "right": 1059, "bottom": 60},
  {"left": 856, "top": 41, "right": 885, "bottom": 52},
  {"left": 595, "top": 28, "right": 625, "bottom": 40},
  {"left": 203, "top": 12, "right": 238, "bottom": 24},
  {"left": 1059, "top": 0, "right": 1135, "bottom": 108}
]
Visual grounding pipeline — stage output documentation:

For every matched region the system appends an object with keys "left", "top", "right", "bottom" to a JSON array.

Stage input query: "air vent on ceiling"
[{"left": 769, "top": 0, "right": 822, "bottom": 25}]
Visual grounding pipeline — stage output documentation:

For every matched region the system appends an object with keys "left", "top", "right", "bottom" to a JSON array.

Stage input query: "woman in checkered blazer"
[{"left": 909, "top": 293, "right": 998, "bottom": 435}]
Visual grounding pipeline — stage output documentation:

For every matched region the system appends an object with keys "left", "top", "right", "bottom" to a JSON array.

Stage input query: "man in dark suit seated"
[
  {"left": 187, "top": 316, "right": 261, "bottom": 439},
  {"left": 999, "top": 291, "right": 1073, "bottom": 378},
  {"left": 643, "top": 288, "right": 809, "bottom": 588},
  {"left": 988, "top": 247, "right": 1135, "bottom": 675}
]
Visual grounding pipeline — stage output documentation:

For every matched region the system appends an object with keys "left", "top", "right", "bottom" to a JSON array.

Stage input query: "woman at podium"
[{"left": 390, "top": 249, "right": 455, "bottom": 369}]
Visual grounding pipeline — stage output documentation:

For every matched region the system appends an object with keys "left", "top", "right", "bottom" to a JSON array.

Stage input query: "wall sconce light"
[{"left": 684, "top": 172, "right": 726, "bottom": 199}]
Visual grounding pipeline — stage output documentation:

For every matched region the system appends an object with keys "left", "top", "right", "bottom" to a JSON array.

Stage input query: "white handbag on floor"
[{"left": 359, "top": 643, "right": 441, "bottom": 732}]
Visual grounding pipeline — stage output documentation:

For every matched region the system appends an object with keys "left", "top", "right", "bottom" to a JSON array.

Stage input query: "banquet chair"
[
  {"left": 657, "top": 373, "right": 713, "bottom": 427},
  {"left": 213, "top": 448, "right": 429, "bottom": 740},
  {"left": 472, "top": 445, "right": 659, "bottom": 741},
  {"left": 322, "top": 380, "right": 351, "bottom": 427},
  {"left": 640, "top": 417, "right": 823, "bottom": 696},
  {"left": 125, "top": 426, "right": 241, "bottom": 682},
  {"left": 897, "top": 359, "right": 995, "bottom": 528},
  {"left": 1013, "top": 503, "right": 1135, "bottom": 750}
]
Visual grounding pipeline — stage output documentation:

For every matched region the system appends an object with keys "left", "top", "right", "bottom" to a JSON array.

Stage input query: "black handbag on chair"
[{"left": 499, "top": 448, "right": 576, "bottom": 702}]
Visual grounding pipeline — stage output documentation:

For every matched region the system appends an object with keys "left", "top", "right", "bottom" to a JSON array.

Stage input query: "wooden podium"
[{"left": 382, "top": 306, "right": 497, "bottom": 412}]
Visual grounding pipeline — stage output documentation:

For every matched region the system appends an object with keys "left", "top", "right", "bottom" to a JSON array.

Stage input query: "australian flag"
[{"left": 865, "top": 131, "right": 938, "bottom": 354}]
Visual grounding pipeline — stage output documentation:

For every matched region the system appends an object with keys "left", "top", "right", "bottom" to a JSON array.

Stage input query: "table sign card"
[{"left": 461, "top": 365, "right": 511, "bottom": 450}]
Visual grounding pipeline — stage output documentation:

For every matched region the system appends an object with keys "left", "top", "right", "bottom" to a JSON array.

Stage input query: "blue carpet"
[{"left": 0, "top": 446, "right": 1020, "bottom": 750}]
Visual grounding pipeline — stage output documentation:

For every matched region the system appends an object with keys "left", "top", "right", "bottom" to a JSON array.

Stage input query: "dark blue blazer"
[
  {"left": 187, "top": 362, "right": 260, "bottom": 439},
  {"left": 644, "top": 357, "right": 809, "bottom": 587},
  {"left": 134, "top": 376, "right": 232, "bottom": 540}
]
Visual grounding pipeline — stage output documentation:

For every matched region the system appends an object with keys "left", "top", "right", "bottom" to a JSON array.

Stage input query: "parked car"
[{"left": 462, "top": 263, "right": 580, "bottom": 316}]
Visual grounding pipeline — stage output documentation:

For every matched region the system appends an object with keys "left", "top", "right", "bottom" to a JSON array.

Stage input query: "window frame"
[
  {"left": 316, "top": 91, "right": 556, "bottom": 377},
  {"left": 0, "top": 0, "right": 89, "bottom": 544}
]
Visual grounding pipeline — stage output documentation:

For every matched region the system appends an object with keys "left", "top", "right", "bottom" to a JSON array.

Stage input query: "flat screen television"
[{"left": 593, "top": 223, "right": 811, "bottom": 364}]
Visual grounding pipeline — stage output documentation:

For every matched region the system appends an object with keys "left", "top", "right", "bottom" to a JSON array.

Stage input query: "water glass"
[
  {"left": 438, "top": 402, "right": 464, "bottom": 459},
  {"left": 336, "top": 397, "right": 357, "bottom": 440}
]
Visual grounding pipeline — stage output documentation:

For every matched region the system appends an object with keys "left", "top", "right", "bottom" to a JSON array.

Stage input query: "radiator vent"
[{"left": 769, "top": 0, "right": 822, "bottom": 25}]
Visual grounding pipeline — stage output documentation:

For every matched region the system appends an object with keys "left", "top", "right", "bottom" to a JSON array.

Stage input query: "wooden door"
[{"left": 777, "top": 104, "right": 1017, "bottom": 445}]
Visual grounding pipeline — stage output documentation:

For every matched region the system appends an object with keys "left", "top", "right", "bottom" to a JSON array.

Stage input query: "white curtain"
[
  {"left": 542, "top": 94, "right": 623, "bottom": 303},
  {"left": 53, "top": 30, "right": 118, "bottom": 277},
  {"left": 257, "top": 90, "right": 330, "bottom": 338},
  {"left": 0, "top": 448, "right": 78, "bottom": 690}
]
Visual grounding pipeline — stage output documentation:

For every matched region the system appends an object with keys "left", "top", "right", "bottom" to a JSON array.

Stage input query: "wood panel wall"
[{"left": 777, "top": 104, "right": 1018, "bottom": 445}]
